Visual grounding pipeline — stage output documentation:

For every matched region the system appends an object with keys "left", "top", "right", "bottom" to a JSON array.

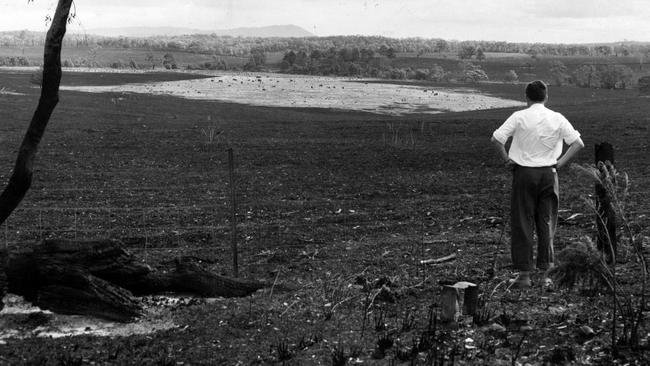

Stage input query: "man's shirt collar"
[{"left": 529, "top": 102, "right": 546, "bottom": 109}]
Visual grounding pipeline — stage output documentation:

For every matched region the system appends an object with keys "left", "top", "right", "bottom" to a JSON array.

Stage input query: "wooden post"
[
  {"left": 228, "top": 148, "right": 238, "bottom": 277},
  {"left": 595, "top": 142, "right": 616, "bottom": 263},
  {"left": 463, "top": 284, "right": 479, "bottom": 316},
  {"left": 440, "top": 285, "right": 459, "bottom": 323}
]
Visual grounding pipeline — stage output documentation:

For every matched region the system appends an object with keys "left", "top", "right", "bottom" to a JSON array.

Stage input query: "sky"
[{"left": 0, "top": 0, "right": 649, "bottom": 44}]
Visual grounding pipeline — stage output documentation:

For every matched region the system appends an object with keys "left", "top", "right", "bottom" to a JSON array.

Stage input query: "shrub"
[
  {"left": 414, "top": 69, "right": 429, "bottom": 80},
  {"left": 459, "top": 62, "right": 488, "bottom": 83},
  {"left": 458, "top": 45, "right": 476, "bottom": 59},
  {"left": 574, "top": 64, "right": 599, "bottom": 88},
  {"left": 162, "top": 53, "right": 177, "bottom": 70},
  {"left": 129, "top": 59, "right": 139, "bottom": 69},
  {"left": 476, "top": 48, "right": 485, "bottom": 61},
  {"left": 428, "top": 64, "right": 447, "bottom": 82},
  {"left": 598, "top": 64, "right": 633, "bottom": 89},
  {"left": 110, "top": 59, "right": 124, "bottom": 69},
  {"left": 504, "top": 69, "right": 519, "bottom": 83},
  {"left": 549, "top": 61, "right": 570, "bottom": 86},
  {"left": 0, "top": 56, "right": 30, "bottom": 66},
  {"left": 388, "top": 67, "right": 407, "bottom": 80},
  {"left": 550, "top": 238, "right": 608, "bottom": 289}
]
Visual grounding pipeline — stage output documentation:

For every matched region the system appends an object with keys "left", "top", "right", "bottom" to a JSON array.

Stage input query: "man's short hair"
[{"left": 525, "top": 80, "right": 547, "bottom": 102}]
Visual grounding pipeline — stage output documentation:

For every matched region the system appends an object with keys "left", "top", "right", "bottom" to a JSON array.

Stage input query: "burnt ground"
[{"left": 0, "top": 70, "right": 648, "bottom": 365}]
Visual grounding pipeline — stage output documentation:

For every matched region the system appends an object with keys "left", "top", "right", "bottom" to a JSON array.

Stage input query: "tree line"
[
  {"left": 2, "top": 30, "right": 650, "bottom": 59},
  {"left": 275, "top": 48, "right": 490, "bottom": 83},
  {"left": 274, "top": 47, "right": 636, "bottom": 89},
  {"left": 0, "top": 30, "right": 642, "bottom": 89}
]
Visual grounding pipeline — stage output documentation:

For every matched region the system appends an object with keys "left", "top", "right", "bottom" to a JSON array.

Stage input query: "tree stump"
[
  {"left": 4, "top": 239, "right": 270, "bottom": 322},
  {"left": 440, "top": 285, "right": 460, "bottom": 323},
  {"left": 462, "top": 284, "right": 479, "bottom": 316}
]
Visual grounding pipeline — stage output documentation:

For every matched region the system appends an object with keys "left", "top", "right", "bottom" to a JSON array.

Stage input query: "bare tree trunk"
[{"left": 0, "top": 0, "right": 73, "bottom": 226}]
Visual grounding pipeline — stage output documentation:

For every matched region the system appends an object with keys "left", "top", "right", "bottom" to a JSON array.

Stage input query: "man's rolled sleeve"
[
  {"left": 493, "top": 113, "right": 517, "bottom": 144},
  {"left": 560, "top": 118, "right": 581, "bottom": 145}
]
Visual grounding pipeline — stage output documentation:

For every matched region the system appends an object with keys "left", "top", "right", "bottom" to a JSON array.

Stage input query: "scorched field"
[{"left": 0, "top": 68, "right": 648, "bottom": 365}]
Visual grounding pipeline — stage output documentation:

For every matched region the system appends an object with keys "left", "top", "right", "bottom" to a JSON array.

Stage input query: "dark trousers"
[{"left": 511, "top": 166, "right": 559, "bottom": 271}]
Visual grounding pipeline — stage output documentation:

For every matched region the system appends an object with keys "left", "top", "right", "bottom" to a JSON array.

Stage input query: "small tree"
[
  {"left": 295, "top": 50, "right": 308, "bottom": 66},
  {"left": 244, "top": 48, "right": 266, "bottom": 71},
  {"left": 464, "top": 68, "right": 488, "bottom": 82},
  {"left": 504, "top": 69, "right": 519, "bottom": 83},
  {"left": 428, "top": 64, "right": 447, "bottom": 82},
  {"left": 599, "top": 64, "right": 634, "bottom": 89},
  {"left": 162, "top": 53, "right": 177, "bottom": 69},
  {"left": 614, "top": 44, "right": 630, "bottom": 57},
  {"left": 282, "top": 50, "right": 297, "bottom": 66},
  {"left": 594, "top": 45, "right": 612, "bottom": 57},
  {"left": 574, "top": 64, "right": 600, "bottom": 88},
  {"left": 458, "top": 45, "right": 476, "bottom": 59},
  {"left": 145, "top": 52, "right": 156, "bottom": 70},
  {"left": 88, "top": 46, "right": 99, "bottom": 67},
  {"left": 526, "top": 44, "right": 544, "bottom": 59},
  {"left": 389, "top": 67, "right": 407, "bottom": 79},
  {"left": 476, "top": 48, "right": 486, "bottom": 61},
  {"left": 414, "top": 69, "right": 429, "bottom": 80},
  {"left": 110, "top": 59, "right": 124, "bottom": 69},
  {"left": 459, "top": 62, "right": 488, "bottom": 83},
  {"left": 549, "top": 60, "right": 570, "bottom": 86}
]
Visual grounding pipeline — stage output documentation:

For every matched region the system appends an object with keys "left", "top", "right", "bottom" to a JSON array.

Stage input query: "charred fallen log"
[{"left": 5, "top": 239, "right": 268, "bottom": 322}]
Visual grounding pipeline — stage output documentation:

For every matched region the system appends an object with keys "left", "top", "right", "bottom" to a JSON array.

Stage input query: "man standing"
[{"left": 491, "top": 80, "right": 584, "bottom": 288}]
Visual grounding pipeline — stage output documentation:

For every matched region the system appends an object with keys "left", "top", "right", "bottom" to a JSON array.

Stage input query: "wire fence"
[
  {"left": 5, "top": 194, "right": 646, "bottom": 248},
  {"left": 3, "top": 162, "right": 647, "bottom": 269},
  {"left": 2, "top": 202, "right": 447, "bottom": 254}
]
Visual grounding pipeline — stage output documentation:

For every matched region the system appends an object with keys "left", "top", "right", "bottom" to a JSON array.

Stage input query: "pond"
[{"left": 61, "top": 71, "right": 525, "bottom": 115}]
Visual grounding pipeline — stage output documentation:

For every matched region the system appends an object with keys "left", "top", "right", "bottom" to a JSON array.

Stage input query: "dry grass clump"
[
  {"left": 549, "top": 237, "right": 610, "bottom": 290},
  {"left": 551, "top": 162, "right": 648, "bottom": 351}
]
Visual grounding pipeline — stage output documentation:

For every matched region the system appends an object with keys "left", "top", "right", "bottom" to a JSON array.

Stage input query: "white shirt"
[{"left": 493, "top": 103, "right": 581, "bottom": 167}]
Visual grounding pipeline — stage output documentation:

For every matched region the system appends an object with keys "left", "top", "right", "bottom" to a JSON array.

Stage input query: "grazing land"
[{"left": 0, "top": 68, "right": 648, "bottom": 364}]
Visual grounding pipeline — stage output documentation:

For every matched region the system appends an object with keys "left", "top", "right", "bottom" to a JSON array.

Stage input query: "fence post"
[
  {"left": 177, "top": 207, "right": 181, "bottom": 247},
  {"left": 143, "top": 209, "right": 148, "bottom": 264},
  {"left": 595, "top": 142, "right": 616, "bottom": 263},
  {"left": 39, "top": 209, "right": 43, "bottom": 240},
  {"left": 74, "top": 209, "right": 77, "bottom": 241},
  {"left": 228, "top": 148, "right": 238, "bottom": 277}
]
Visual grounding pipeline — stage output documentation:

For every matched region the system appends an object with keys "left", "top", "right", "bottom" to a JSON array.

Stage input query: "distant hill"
[{"left": 84, "top": 25, "right": 314, "bottom": 38}]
